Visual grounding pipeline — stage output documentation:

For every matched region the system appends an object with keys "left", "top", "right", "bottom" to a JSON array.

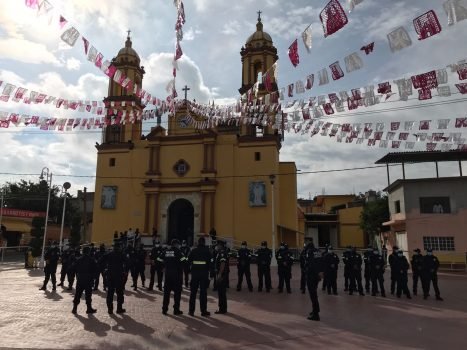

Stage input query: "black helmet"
[
  {"left": 182, "top": 240, "right": 187, "bottom": 244},
  {"left": 241, "top": 241, "right": 247, "bottom": 246},
  {"left": 261, "top": 241, "right": 267, "bottom": 246},
  {"left": 198, "top": 237, "right": 205, "bottom": 246},
  {"left": 216, "top": 240, "right": 225, "bottom": 246},
  {"left": 280, "top": 242, "right": 285, "bottom": 246},
  {"left": 413, "top": 248, "right": 421, "bottom": 253},
  {"left": 82, "top": 246, "right": 90, "bottom": 255},
  {"left": 171, "top": 239, "right": 180, "bottom": 246}
]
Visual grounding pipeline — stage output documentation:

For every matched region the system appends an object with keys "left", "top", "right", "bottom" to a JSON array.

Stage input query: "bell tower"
[
  {"left": 102, "top": 32, "right": 145, "bottom": 144},
  {"left": 239, "top": 12, "right": 279, "bottom": 137}
]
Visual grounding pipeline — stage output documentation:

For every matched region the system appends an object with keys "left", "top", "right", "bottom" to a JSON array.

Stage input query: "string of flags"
[
  {"left": 168, "top": 0, "right": 187, "bottom": 101},
  {"left": 24, "top": 0, "right": 177, "bottom": 110}
]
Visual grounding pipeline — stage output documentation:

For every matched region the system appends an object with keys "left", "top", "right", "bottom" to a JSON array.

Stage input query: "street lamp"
[
  {"left": 39, "top": 167, "right": 52, "bottom": 269},
  {"left": 59, "top": 182, "right": 71, "bottom": 253},
  {"left": 269, "top": 174, "right": 277, "bottom": 267}
]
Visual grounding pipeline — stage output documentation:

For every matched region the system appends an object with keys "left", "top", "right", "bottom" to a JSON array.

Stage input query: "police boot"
[
  {"left": 436, "top": 296, "right": 444, "bottom": 301},
  {"left": 57, "top": 282, "right": 63, "bottom": 287},
  {"left": 307, "top": 312, "right": 320, "bottom": 321},
  {"left": 52, "top": 284, "right": 56, "bottom": 291},
  {"left": 86, "top": 305, "right": 97, "bottom": 314},
  {"left": 39, "top": 285, "right": 46, "bottom": 291},
  {"left": 72, "top": 304, "right": 78, "bottom": 314},
  {"left": 116, "top": 306, "right": 126, "bottom": 314},
  {"left": 107, "top": 305, "right": 113, "bottom": 314}
]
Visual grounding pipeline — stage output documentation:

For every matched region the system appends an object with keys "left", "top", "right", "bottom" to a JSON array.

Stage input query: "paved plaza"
[{"left": 0, "top": 262, "right": 466, "bottom": 349}]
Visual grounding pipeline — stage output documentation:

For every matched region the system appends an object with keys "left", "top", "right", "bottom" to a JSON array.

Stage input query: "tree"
[{"left": 360, "top": 192, "right": 390, "bottom": 245}]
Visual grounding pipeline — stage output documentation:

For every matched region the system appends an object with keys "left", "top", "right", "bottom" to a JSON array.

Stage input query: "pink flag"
[
  {"left": 305, "top": 74, "right": 314, "bottom": 89},
  {"left": 411, "top": 71, "right": 438, "bottom": 89},
  {"left": 288, "top": 39, "right": 299, "bottom": 67},
  {"left": 377, "top": 82, "right": 392, "bottom": 94},
  {"left": 391, "top": 122, "right": 400, "bottom": 131},
  {"left": 59, "top": 15, "right": 67, "bottom": 29},
  {"left": 25, "top": 0, "right": 39, "bottom": 9},
  {"left": 82, "top": 37, "right": 90, "bottom": 55},
  {"left": 455, "top": 83, "right": 467, "bottom": 94},
  {"left": 360, "top": 42, "right": 374, "bottom": 55},
  {"left": 329, "top": 61, "right": 344, "bottom": 80},
  {"left": 426, "top": 143, "right": 437, "bottom": 151},
  {"left": 413, "top": 10, "right": 442, "bottom": 40},
  {"left": 418, "top": 88, "right": 432, "bottom": 100},
  {"left": 419, "top": 120, "right": 431, "bottom": 130},
  {"left": 175, "top": 41, "right": 183, "bottom": 60},
  {"left": 455, "top": 118, "right": 467, "bottom": 128},
  {"left": 458, "top": 68, "right": 467, "bottom": 80},
  {"left": 320, "top": 0, "right": 348, "bottom": 37}
]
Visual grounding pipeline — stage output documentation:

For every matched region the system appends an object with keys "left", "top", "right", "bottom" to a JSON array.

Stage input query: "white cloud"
[
  {"left": 0, "top": 38, "right": 61, "bottom": 65},
  {"left": 222, "top": 20, "right": 242, "bottom": 35},
  {"left": 66, "top": 57, "right": 81, "bottom": 71},
  {"left": 184, "top": 27, "right": 202, "bottom": 41}
]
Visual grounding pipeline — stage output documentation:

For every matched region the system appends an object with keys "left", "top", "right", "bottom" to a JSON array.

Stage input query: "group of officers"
[{"left": 38, "top": 237, "right": 443, "bottom": 322}]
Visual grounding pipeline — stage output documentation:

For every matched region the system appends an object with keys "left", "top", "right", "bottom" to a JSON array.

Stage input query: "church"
[{"left": 91, "top": 15, "right": 300, "bottom": 250}]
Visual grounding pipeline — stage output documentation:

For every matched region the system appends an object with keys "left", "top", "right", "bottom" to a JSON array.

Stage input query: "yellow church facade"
[{"left": 91, "top": 16, "right": 299, "bottom": 249}]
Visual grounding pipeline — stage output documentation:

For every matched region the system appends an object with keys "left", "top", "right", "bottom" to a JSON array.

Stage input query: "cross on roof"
[
  {"left": 127, "top": 29, "right": 131, "bottom": 38},
  {"left": 257, "top": 10, "right": 262, "bottom": 21},
  {"left": 182, "top": 85, "right": 190, "bottom": 101}
]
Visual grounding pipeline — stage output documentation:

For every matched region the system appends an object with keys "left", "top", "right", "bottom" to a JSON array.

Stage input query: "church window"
[
  {"left": 255, "top": 152, "right": 261, "bottom": 161},
  {"left": 173, "top": 159, "right": 190, "bottom": 177},
  {"left": 109, "top": 158, "right": 116, "bottom": 167}
]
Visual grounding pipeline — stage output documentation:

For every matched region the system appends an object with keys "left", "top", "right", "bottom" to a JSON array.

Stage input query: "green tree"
[{"left": 360, "top": 192, "right": 390, "bottom": 245}]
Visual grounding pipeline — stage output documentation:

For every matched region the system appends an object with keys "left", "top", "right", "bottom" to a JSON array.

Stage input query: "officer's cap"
[
  {"left": 82, "top": 246, "right": 91, "bottom": 255},
  {"left": 182, "top": 240, "right": 187, "bottom": 244},
  {"left": 426, "top": 247, "right": 433, "bottom": 252},
  {"left": 198, "top": 237, "right": 205, "bottom": 246},
  {"left": 413, "top": 248, "right": 421, "bottom": 253},
  {"left": 328, "top": 245, "right": 333, "bottom": 250},
  {"left": 280, "top": 242, "right": 285, "bottom": 246},
  {"left": 393, "top": 246, "right": 399, "bottom": 250},
  {"left": 171, "top": 239, "right": 180, "bottom": 246},
  {"left": 216, "top": 240, "right": 225, "bottom": 246},
  {"left": 261, "top": 241, "right": 267, "bottom": 245},
  {"left": 241, "top": 241, "right": 247, "bottom": 245}
]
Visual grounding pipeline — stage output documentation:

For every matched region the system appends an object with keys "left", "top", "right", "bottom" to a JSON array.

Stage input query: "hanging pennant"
[
  {"left": 344, "top": 52, "right": 364, "bottom": 73},
  {"left": 295, "top": 80, "right": 305, "bottom": 94},
  {"left": 413, "top": 10, "right": 442, "bottom": 40},
  {"left": 405, "top": 142, "right": 415, "bottom": 149},
  {"left": 379, "top": 140, "right": 388, "bottom": 148},
  {"left": 328, "top": 93, "right": 339, "bottom": 103},
  {"left": 329, "top": 61, "right": 344, "bottom": 80},
  {"left": 60, "top": 27, "right": 80, "bottom": 47},
  {"left": 399, "top": 132, "right": 409, "bottom": 140},
  {"left": 419, "top": 120, "right": 431, "bottom": 130},
  {"left": 436, "top": 69, "right": 449, "bottom": 84},
  {"left": 391, "top": 122, "right": 400, "bottom": 131},
  {"left": 386, "top": 132, "right": 396, "bottom": 140},
  {"left": 455, "top": 117, "right": 467, "bottom": 127},
  {"left": 288, "top": 39, "right": 300, "bottom": 67},
  {"left": 59, "top": 15, "right": 67, "bottom": 29},
  {"left": 306, "top": 74, "right": 314, "bottom": 90},
  {"left": 360, "top": 42, "right": 375, "bottom": 55},
  {"left": 318, "top": 68, "right": 329, "bottom": 85},
  {"left": 25, "top": 0, "right": 39, "bottom": 9},
  {"left": 82, "top": 37, "right": 90, "bottom": 55},
  {"left": 426, "top": 143, "right": 437, "bottom": 151},
  {"left": 323, "top": 103, "right": 335, "bottom": 115},
  {"left": 443, "top": 0, "right": 467, "bottom": 26},
  {"left": 288, "top": 84, "right": 294, "bottom": 97},
  {"left": 175, "top": 41, "right": 183, "bottom": 60},
  {"left": 348, "top": 0, "right": 364, "bottom": 12},
  {"left": 458, "top": 67, "right": 467, "bottom": 80},
  {"left": 455, "top": 83, "right": 467, "bottom": 93},
  {"left": 302, "top": 25, "right": 312, "bottom": 53},
  {"left": 387, "top": 26, "right": 412, "bottom": 52},
  {"left": 377, "top": 82, "right": 392, "bottom": 94},
  {"left": 393, "top": 78, "right": 413, "bottom": 101},
  {"left": 437, "top": 85, "right": 451, "bottom": 97},
  {"left": 320, "top": 0, "right": 348, "bottom": 37},
  {"left": 418, "top": 89, "right": 432, "bottom": 100},
  {"left": 392, "top": 141, "right": 401, "bottom": 149}
]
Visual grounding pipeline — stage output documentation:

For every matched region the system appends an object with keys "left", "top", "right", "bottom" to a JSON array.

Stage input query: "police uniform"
[
  {"left": 40, "top": 244, "right": 60, "bottom": 291},
  {"left": 256, "top": 242, "right": 272, "bottom": 292},
  {"left": 148, "top": 243, "right": 164, "bottom": 291},
  {"left": 410, "top": 249, "right": 423, "bottom": 295},
  {"left": 236, "top": 241, "right": 253, "bottom": 292},
  {"left": 395, "top": 252, "right": 411, "bottom": 299},
  {"left": 132, "top": 246, "right": 146, "bottom": 290},
  {"left": 93, "top": 245, "right": 107, "bottom": 291},
  {"left": 188, "top": 237, "right": 211, "bottom": 316},
  {"left": 72, "top": 247, "right": 97, "bottom": 314},
  {"left": 304, "top": 242, "right": 324, "bottom": 321},
  {"left": 363, "top": 246, "right": 373, "bottom": 293},
  {"left": 299, "top": 245, "right": 307, "bottom": 293},
  {"left": 104, "top": 244, "right": 128, "bottom": 314},
  {"left": 349, "top": 248, "right": 365, "bottom": 296},
  {"left": 342, "top": 247, "right": 352, "bottom": 291},
  {"left": 388, "top": 247, "right": 399, "bottom": 295},
  {"left": 276, "top": 243, "right": 293, "bottom": 293},
  {"left": 58, "top": 249, "right": 70, "bottom": 287},
  {"left": 180, "top": 241, "right": 191, "bottom": 287},
  {"left": 323, "top": 247, "right": 339, "bottom": 295},
  {"left": 215, "top": 243, "right": 228, "bottom": 314},
  {"left": 422, "top": 249, "right": 443, "bottom": 300},
  {"left": 162, "top": 240, "right": 186, "bottom": 315},
  {"left": 369, "top": 249, "right": 386, "bottom": 297}
]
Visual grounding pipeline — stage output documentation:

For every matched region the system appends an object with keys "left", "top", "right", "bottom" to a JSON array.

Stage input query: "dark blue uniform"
[
  {"left": 299, "top": 247, "right": 307, "bottom": 293},
  {"left": 104, "top": 248, "right": 128, "bottom": 314},
  {"left": 188, "top": 243, "right": 211, "bottom": 315},
  {"left": 72, "top": 252, "right": 97, "bottom": 313},
  {"left": 304, "top": 243, "right": 324, "bottom": 321},
  {"left": 369, "top": 251, "right": 386, "bottom": 297},
  {"left": 323, "top": 251, "right": 339, "bottom": 295},
  {"left": 162, "top": 245, "right": 185, "bottom": 314},
  {"left": 40, "top": 246, "right": 60, "bottom": 291},
  {"left": 181, "top": 245, "right": 191, "bottom": 287},
  {"left": 342, "top": 248, "right": 352, "bottom": 291},
  {"left": 422, "top": 252, "right": 442, "bottom": 300},
  {"left": 411, "top": 252, "right": 423, "bottom": 295},
  {"left": 349, "top": 249, "right": 364, "bottom": 296},
  {"left": 276, "top": 246, "right": 293, "bottom": 293},
  {"left": 236, "top": 247, "right": 253, "bottom": 291},
  {"left": 215, "top": 248, "right": 228, "bottom": 314},
  {"left": 395, "top": 253, "right": 411, "bottom": 299},
  {"left": 148, "top": 245, "right": 164, "bottom": 291},
  {"left": 256, "top": 246, "right": 272, "bottom": 292}
]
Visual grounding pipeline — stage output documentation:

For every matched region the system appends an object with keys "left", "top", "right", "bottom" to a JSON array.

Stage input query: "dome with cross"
[{"left": 246, "top": 11, "right": 274, "bottom": 48}]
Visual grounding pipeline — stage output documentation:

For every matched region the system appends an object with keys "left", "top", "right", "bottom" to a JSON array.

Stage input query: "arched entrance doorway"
[{"left": 167, "top": 199, "right": 194, "bottom": 246}]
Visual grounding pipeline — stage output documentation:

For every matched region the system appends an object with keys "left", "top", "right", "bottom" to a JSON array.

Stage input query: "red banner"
[{"left": 1, "top": 208, "right": 46, "bottom": 218}]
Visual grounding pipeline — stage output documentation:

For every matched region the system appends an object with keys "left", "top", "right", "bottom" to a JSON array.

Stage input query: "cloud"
[
  {"left": 0, "top": 38, "right": 61, "bottom": 65},
  {"left": 222, "top": 20, "right": 242, "bottom": 35},
  {"left": 184, "top": 27, "right": 202, "bottom": 41},
  {"left": 65, "top": 57, "right": 81, "bottom": 71}
]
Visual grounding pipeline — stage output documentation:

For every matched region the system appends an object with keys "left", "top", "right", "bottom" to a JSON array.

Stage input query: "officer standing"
[
  {"left": 72, "top": 246, "right": 97, "bottom": 314},
  {"left": 57, "top": 247, "right": 70, "bottom": 288},
  {"left": 395, "top": 250, "right": 411, "bottom": 299},
  {"left": 369, "top": 247, "right": 386, "bottom": 297},
  {"left": 93, "top": 244, "right": 107, "bottom": 291},
  {"left": 388, "top": 246, "right": 399, "bottom": 295},
  {"left": 422, "top": 248, "right": 443, "bottom": 301},
  {"left": 180, "top": 240, "right": 191, "bottom": 288},
  {"left": 214, "top": 240, "right": 228, "bottom": 314},
  {"left": 236, "top": 241, "right": 253, "bottom": 292},
  {"left": 411, "top": 248, "right": 423, "bottom": 296},
  {"left": 104, "top": 243, "right": 128, "bottom": 314},
  {"left": 363, "top": 245, "right": 373, "bottom": 293},
  {"left": 39, "top": 241, "right": 60, "bottom": 291},
  {"left": 342, "top": 246, "right": 352, "bottom": 291},
  {"left": 161, "top": 239, "right": 185, "bottom": 315},
  {"left": 210, "top": 245, "right": 218, "bottom": 291},
  {"left": 188, "top": 237, "right": 212, "bottom": 316},
  {"left": 304, "top": 240, "right": 324, "bottom": 321},
  {"left": 148, "top": 239, "right": 164, "bottom": 291},
  {"left": 256, "top": 241, "right": 272, "bottom": 293},
  {"left": 299, "top": 243, "right": 307, "bottom": 294},
  {"left": 276, "top": 243, "right": 293, "bottom": 293},
  {"left": 323, "top": 246, "right": 339, "bottom": 295},
  {"left": 132, "top": 244, "right": 146, "bottom": 290},
  {"left": 321, "top": 247, "right": 329, "bottom": 292},
  {"left": 348, "top": 247, "right": 365, "bottom": 296}
]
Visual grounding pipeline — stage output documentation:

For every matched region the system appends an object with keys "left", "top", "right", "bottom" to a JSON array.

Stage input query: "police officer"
[
  {"left": 188, "top": 237, "right": 211, "bottom": 316},
  {"left": 256, "top": 241, "right": 272, "bottom": 293},
  {"left": 132, "top": 244, "right": 146, "bottom": 290},
  {"left": 321, "top": 247, "right": 329, "bottom": 292},
  {"left": 66, "top": 247, "right": 78, "bottom": 290},
  {"left": 162, "top": 239, "right": 185, "bottom": 315},
  {"left": 304, "top": 239, "right": 324, "bottom": 321},
  {"left": 104, "top": 243, "right": 128, "bottom": 314},
  {"left": 72, "top": 246, "right": 97, "bottom": 314},
  {"left": 93, "top": 244, "right": 107, "bottom": 291},
  {"left": 276, "top": 242, "right": 293, "bottom": 293},
  {"left": 210, "top": 245, "right": 218, "bottom": 291},
  {"left": 148, "top": 239, "right": 164, "bottom": 291},
  {"left": 369, "top": 247, "right": 386, "bottom": 297},
  {"left": 395, "top": 250, "right": 411, "bottom": 299},
  {"left": 39, "top": 241, "right": 60, "bottom": 291},
  {"left": 388, "top": 246, "right": 399, "bottom": 295},
  {"left": 57, "top": 247, "right": 70, "bottom": 288},
  {"left": 363, "top": 245, "right": 373, "bottom": 293},
  {"left": 349, "top": 247, "right": 365, "bottom": 296},
  {"left": 180, "top": 240, "right": 191, "bottom": 288},
  {"left": 323, "top": 245, "right": 339, "bottom": 295},
  {"left": 422, "top": 248, "right": 443, "bottom": 301},
  {"left": 411, "top": 248, "right": 423, "bottom": 296},
  {"left": 342, "top": 246, "right": 352, "bottom": 291},
  {"left": 299, "top": 243, "right": 307, "bottom": 294},
  {"left": 236, "top": 241, "right": 253, "bottom": 292},
  {"left": 214, "top": 240, "right": 228, "bottom": 314}
]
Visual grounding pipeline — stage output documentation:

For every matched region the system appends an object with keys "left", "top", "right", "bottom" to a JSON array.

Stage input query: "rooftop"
[
  {"left": 384, "top": 176, "right": 467, "bottom": 192},
  {"left": 375, "top": 150, "right": 467, "bottom": 164}
]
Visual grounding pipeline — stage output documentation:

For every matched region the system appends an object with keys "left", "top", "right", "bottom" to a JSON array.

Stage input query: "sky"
[{"left": 0, "top": 0, "right": 466, "bottom": 199}]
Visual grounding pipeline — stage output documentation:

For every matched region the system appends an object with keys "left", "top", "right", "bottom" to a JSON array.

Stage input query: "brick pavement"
[{"left": 0, "top": 263, "right": 466, "bottom": 349}]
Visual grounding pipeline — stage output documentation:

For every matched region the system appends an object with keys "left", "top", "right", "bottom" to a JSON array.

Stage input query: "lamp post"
[
  {"left": 269, "top": 174, "right": 277, "bottom": 267},
  {"left": 59, "top": 182, "right": 71, "bottom": 253},
  {"left": 39, "top": 167, "right": 52, "bottom": 269}
]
